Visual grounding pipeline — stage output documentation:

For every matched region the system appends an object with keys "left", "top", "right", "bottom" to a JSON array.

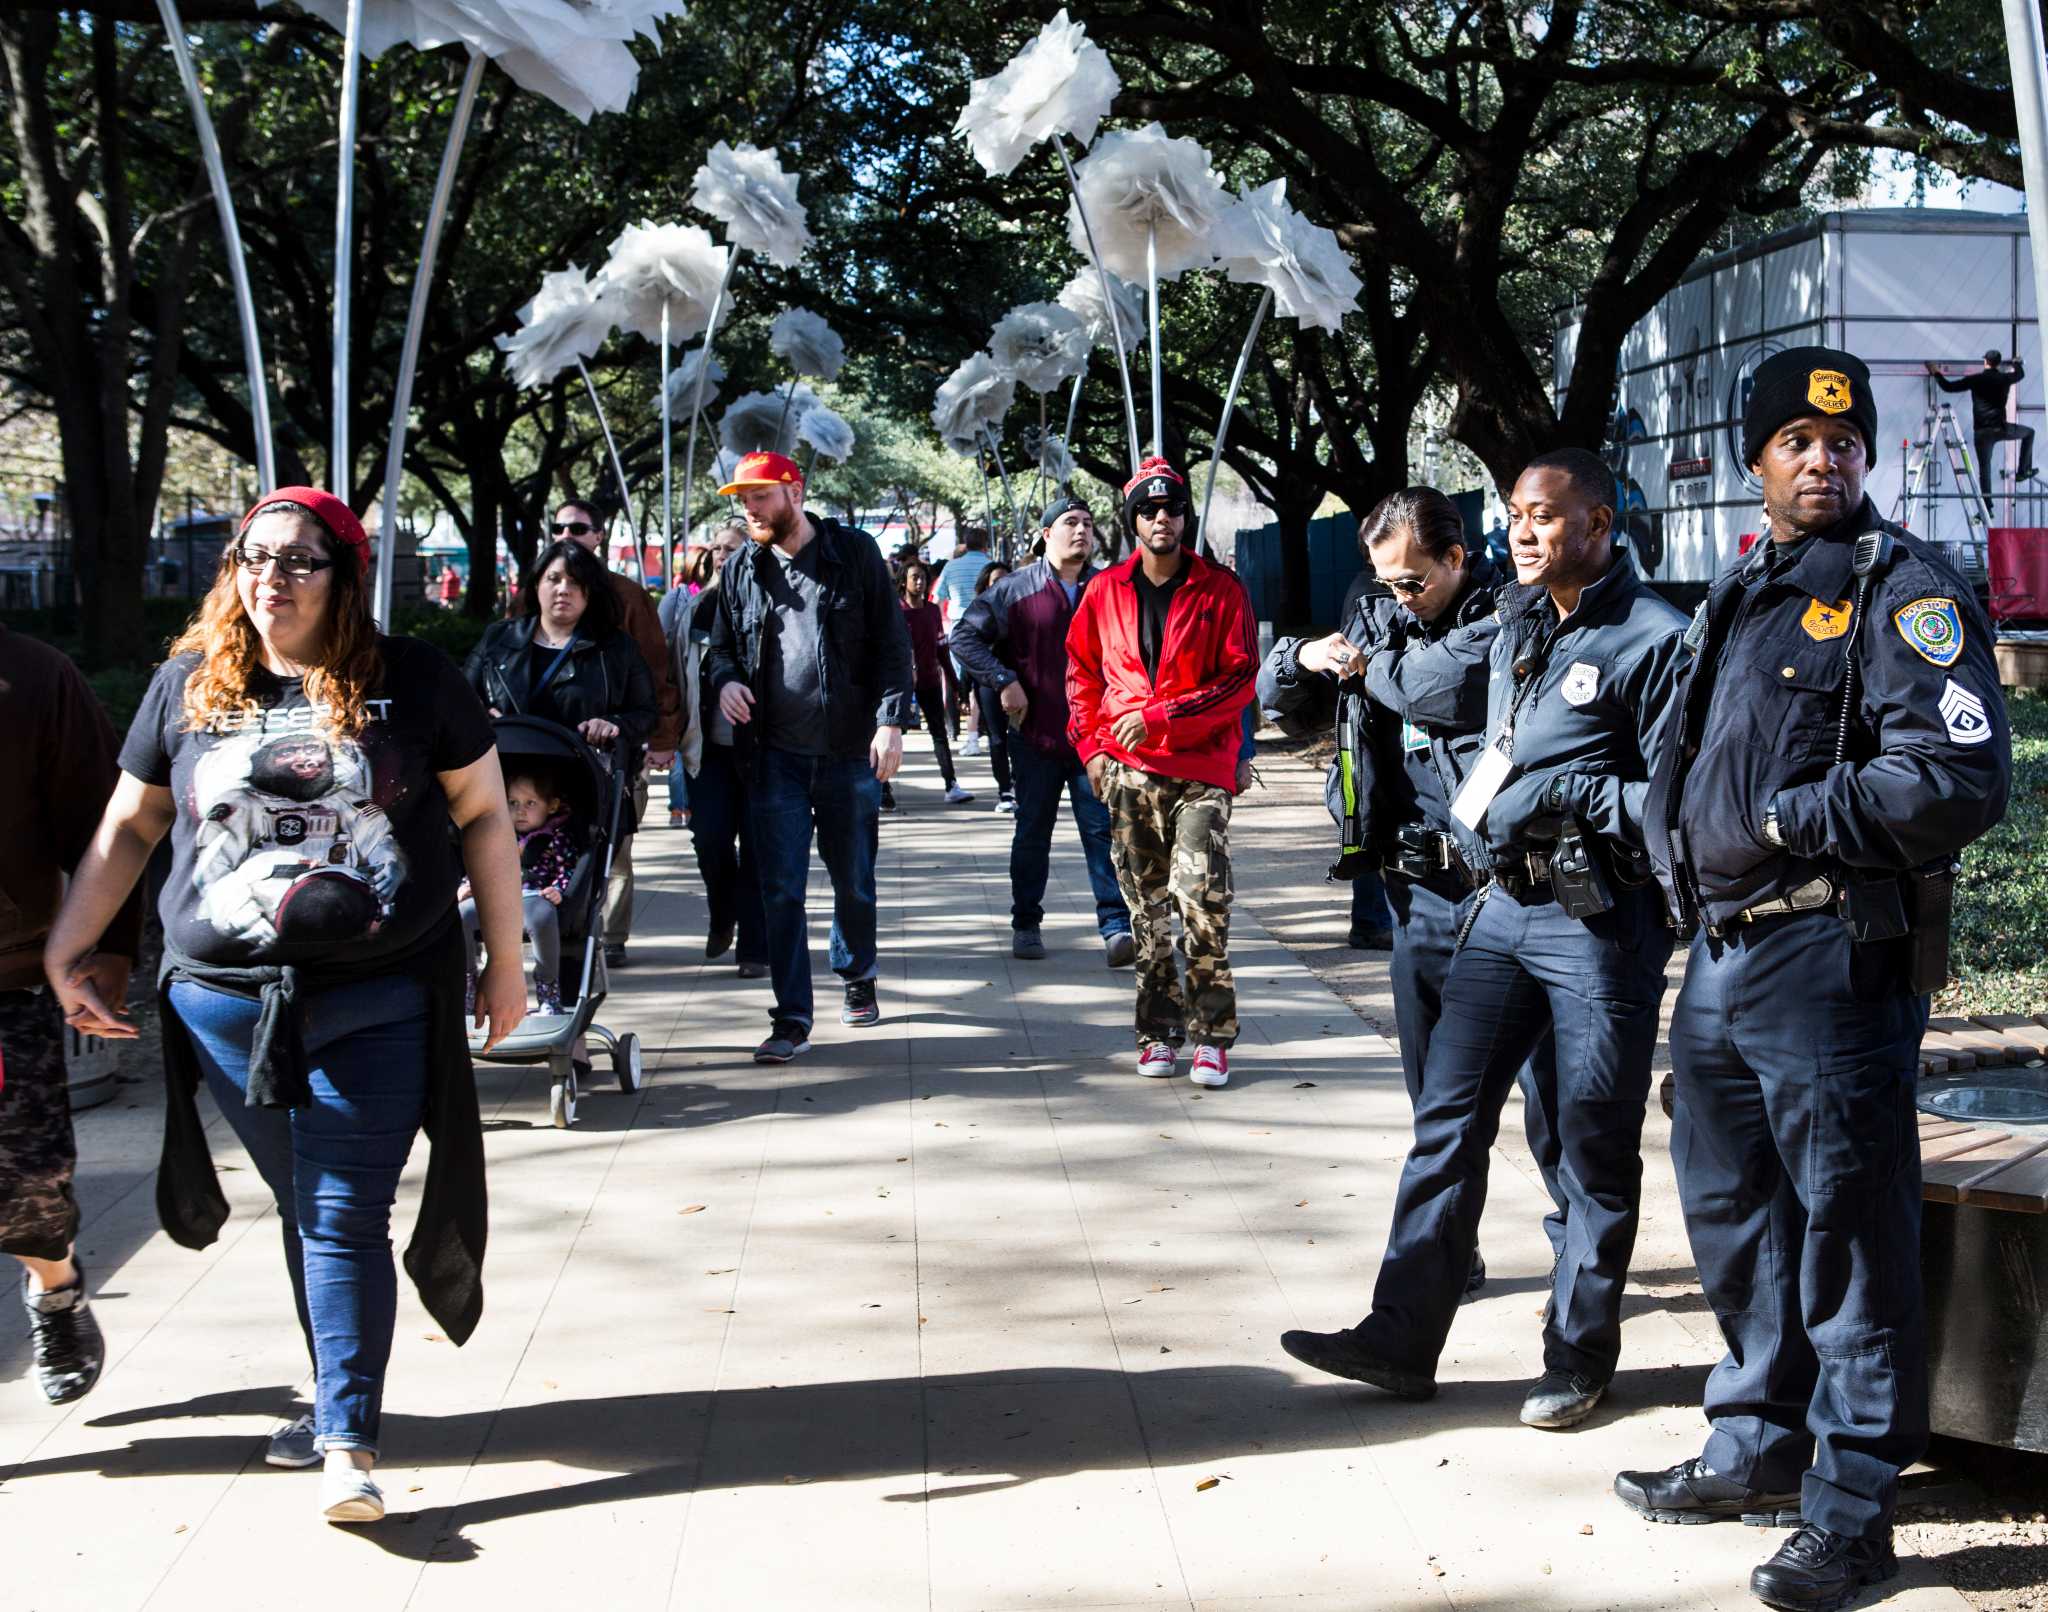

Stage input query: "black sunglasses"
[
  {"left": 1384, "top": 557, "right": 1444, "bottom": 598},
  {"left": 1134, "top": 500, "right": 1187, "bottom": 521},
  {"left": 231, "top": 542, "right": 335, "bottom": 577},
  {"left": 551, "top": 520, "right": 594, "bottom": 536}
]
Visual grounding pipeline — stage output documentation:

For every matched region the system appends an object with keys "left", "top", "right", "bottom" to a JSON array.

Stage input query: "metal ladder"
[{"left": 1892, "top": 401, "right": 1991, "bottom": 581}]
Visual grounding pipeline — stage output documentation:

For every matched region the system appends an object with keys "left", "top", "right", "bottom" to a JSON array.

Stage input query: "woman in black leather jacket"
[{"left": 466, "top": 540, "right": 657, "bottom": 760}]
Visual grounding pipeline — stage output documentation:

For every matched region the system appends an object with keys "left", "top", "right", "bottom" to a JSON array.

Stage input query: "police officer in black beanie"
[{"left": 1617, "top": 346, "right": 2011, "bottom": 1611}]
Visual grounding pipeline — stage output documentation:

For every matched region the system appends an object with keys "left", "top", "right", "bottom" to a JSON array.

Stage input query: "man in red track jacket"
[{"left": 1066, "top": 459, "right": 1258, "bottom": 1089}]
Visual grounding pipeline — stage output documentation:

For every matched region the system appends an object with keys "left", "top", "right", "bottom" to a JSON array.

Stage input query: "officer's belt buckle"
[
  {"left": 1729, "top": 876, "right": 1836, "bottom": 926},
  {"left": 1522, "top": 850, "right": 1552, "bottom": 885}
]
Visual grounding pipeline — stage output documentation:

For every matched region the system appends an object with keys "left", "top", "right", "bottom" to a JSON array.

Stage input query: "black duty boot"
[
  {"left": 1461, "top": 1249, "right": 1487, "bottom": 1302},
  {"left": 1749, "top": 1525, "right": 1898, "bottom": 1612},
  {"left": 1278, "top": 1326, "right": 1436, "bottom": 1399},
  {"left": 1614, "top": 1457, "right": 1802, "bottom": 1526},
  {"left": 24, "top": 1265, "right": 105, "bottom": 1405},
  {"left": 1520, "top": 1368, "right": 1607, "bottom": 1429}
]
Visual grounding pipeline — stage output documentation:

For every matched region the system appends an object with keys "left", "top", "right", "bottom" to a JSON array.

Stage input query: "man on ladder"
[
  {"left": 1894, "top": 386, "right": 1991, "bottom": 579},
  {"left": 1928, "top": 352, "right": 2036, "bottom": 498}
]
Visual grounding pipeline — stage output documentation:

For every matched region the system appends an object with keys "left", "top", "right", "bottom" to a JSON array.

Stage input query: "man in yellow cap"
[{"left": 704, "top": 453, "right": 913, "bottom": 1063}]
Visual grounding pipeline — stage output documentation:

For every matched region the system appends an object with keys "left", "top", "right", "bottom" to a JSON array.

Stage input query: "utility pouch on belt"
[
  {"left": 1838, "top": 875, "right": 1909, "bottom": 944},
  {"left": 1904, "top": 861, "right": 1957, "bottom": 996},
  {"left": 1392, "top": 824, "right": 1442, "bottom": 882},
  {"left": 1550, "top": 827, "right": 1615, "bottom": 919}
]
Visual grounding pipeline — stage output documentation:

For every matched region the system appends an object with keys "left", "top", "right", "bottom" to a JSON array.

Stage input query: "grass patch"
[{"left": 1940, "top": 687, "right": 2048, "bottom": 1017}]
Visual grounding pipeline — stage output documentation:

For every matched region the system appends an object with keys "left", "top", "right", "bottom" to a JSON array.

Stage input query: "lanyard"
[{"left": 532, "top": 631, "right": 580, "bottom": 701}]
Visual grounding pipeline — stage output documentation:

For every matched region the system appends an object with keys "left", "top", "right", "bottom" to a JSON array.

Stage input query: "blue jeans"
[
  {"left": 169, "top": 975, "right": 430, "bottom": 1456},
  {"left": 1350, "top": 869, "right": 1392, "bottom": 933},
  {"left": 1009, "top": 742, "right": 1129, "bottom": 937},
  {"left": 667, "top": 755, "right": 690, "bottom": 813},
  {"left": 752, "top": 746, "right": 882, "bottom": 1029}
]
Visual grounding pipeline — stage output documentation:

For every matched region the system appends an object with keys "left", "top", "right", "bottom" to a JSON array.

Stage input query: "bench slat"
[
  {"left": 1923, "top": 1133, "right": 2047, "bottom": 1202},
  {"left": 1954, "top": 1150, "right": 2048, "bottom": 1214}
]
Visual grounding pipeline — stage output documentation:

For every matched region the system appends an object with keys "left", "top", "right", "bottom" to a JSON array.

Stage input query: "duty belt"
[
  {"left": 1725, "top": 876, "right": 1836, "bottom": 927},
  {"left": 1390, "top": 828, "right": 1476, "bottom": 891},
  {"left": 1487, "top": 848, "right": 1554, "bottom": 901}
]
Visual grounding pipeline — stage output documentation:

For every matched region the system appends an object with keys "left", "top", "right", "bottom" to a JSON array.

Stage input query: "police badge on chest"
[{"left": 1560, "top": 661, "right": 1601, "bottom": 707}]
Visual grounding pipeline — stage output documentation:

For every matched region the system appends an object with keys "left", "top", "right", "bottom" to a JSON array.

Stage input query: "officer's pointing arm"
[{"left": 1770, "top": 575, "right": 2010, "bottom": 868}]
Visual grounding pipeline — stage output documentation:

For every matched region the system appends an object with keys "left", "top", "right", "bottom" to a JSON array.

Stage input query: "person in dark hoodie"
[
  {"left": 953, "top": 495, "right": 1134, "bottom": 965},
  {"left": 43, "top": 487, "right": 526, "bottom": 1526}
]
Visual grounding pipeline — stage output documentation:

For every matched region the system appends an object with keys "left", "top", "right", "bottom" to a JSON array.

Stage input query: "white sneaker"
[
  {"left": 1190, "top": 1046, "right": 1229, "bottom": 1088},
  {"left": 995, "top": 793, "right": 1017, "bottom": 814},
  {"left": 1137, "top": 1042, "right": 1177, "bottom": 1078},
  {"left": 961, "top": 735, "right": 983, "bottom": 757},
  {"left": 321, "top": 1463, "right": 385, "bottom": 1523},
  {"left": 266, "top": 1411, "right": 320, "bottom": 1468},
  {"left": 944, "top": 783, "right": 976, "bottom": 804}
]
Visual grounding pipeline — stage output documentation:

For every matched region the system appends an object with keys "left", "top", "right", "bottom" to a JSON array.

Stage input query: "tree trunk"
[
  {"left": 1272, "top": 480, "right": 1321, "bottom": 632},
  {"left": 464, "top": 474, "right": 501, "bottom": 619}
]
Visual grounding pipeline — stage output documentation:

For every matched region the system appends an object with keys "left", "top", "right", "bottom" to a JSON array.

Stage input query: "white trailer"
[{"left": 1553, "top": 208, "right": 2042, "bottom": 585}]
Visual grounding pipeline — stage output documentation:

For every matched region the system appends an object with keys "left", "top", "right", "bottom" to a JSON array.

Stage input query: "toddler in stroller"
[{"left": 459, "top": 769, "right": 575, "bottom": 1015}]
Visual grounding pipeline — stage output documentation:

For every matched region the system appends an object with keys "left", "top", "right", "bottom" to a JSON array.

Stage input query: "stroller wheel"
[
  {"left": 548, "top": 1052, "right": 579, "bottom": 1129},
  {"left": 613, "top": 1032, "right": 643, "bottom": 1094}
]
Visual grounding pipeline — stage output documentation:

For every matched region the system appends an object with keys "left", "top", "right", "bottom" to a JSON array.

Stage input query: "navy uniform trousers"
[
  {"left": 1359, "top": 880, "right": 1672, "bottom": 1381},
  {"left": 1668, "top": 909, "right": 1928, "bottom": 1541}
]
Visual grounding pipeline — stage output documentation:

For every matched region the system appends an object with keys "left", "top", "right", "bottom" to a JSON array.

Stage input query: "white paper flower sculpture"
[
  {"left": 797, "top": 405, "right": 857, "bottom": 465},
  {"left": 932, "top": 352, "right": 1017, "bottom": 456},
  {"left": 598, "top": 219, "right": 727, "bottom": 343},
  {"left": 989, "top": 302, "right": 1090, "bottom": 395},
  {"left": 494, "top": 263, "right": 619, "bottom": 389},
  {"left": 769, "top": 307, "right": 846, "bottom": 381},
  {"left": 266, "top": 0, "right": 686, "bottom": 123},
  {"left": 1064, "top": 123, "right": 1227, "bottom": 282},
  {"left": 1021, "top": 425, "right": 1076, "bottom": 486},
  {"left": 708, "top": 446, "right": 742, "bottom": 490},
  {"left": 721, "top": 385, "right": 819, "bottom": 456},
  {"left": 690, "top": 141, "right": 812, "bottom": 269},
  {"left": 1211, "top": 179, "right": 1363, "bottom": 334},
  {"left": 953, "top": 7, "right": 1120, "bottom": 177},
  {"left": 661, "top": 346, "right": 727, "bottom": 413},
  {"left": 1056, "top": 267, "right": 1145, "bottom": 354}
]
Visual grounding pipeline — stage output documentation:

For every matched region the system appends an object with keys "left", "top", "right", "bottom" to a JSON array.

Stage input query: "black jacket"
[
  {"left": 1646, "top": 498, "right": 2011, "bottom": 930},
  {"left": 704, "top": 517, "right": 914, "bottom": 757},
  {"left": 464, "top": 617, "right": 658, "bottom": 758},
  {"left": 1934, "top": 362, "right": 2023, "bottom": 435}
]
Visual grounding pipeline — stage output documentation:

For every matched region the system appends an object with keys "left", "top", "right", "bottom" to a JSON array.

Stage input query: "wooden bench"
[{"left": 1917, "top": 1014, "right": 2048, "bottom": 1214}]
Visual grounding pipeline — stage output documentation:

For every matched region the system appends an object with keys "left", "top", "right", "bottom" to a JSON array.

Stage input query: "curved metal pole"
[
  {"left": 979, "top": 423, "right": 1026, "bottom": 562},
  {"left": 374, "top": 48, "right": 485, "bottom": 628},
  {"left": 977, "top": 444, "right": 993, "bottom": 549},
  {"left": 775, "top": 374, "right": 801, "bottom": 448},
  {"left": 1197, "top": 288, "right": 1273, "bottom": 556},
  {"left": 1060, "top": 359, "right": 1086, "bottom": 489},
  {"left": 577, "top": 359, "right": 632, "bottom": 520},
  {"left": 158, "top": 0, "right": 275, "bottom": 493},
  {"left": 331, "top": 0, "right": 365, "bottom": 494},
  {"left": 678, "top": 247, "right": 740, "bottom": 544},
  {"left": 1146, "top": 221, "right": 1163, "bottom": 461},
  {"left": 1053, "top": 135, "right": 1142, "bottom": 471},
  {"left": 1032, "top": 392, "right": 1048, "bottom": 515},
  {"left": 659, "top": 299, "right": 673, "bottom": 584}
]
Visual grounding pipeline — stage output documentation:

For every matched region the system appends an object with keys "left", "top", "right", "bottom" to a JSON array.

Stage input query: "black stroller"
[{"left": 465, "top": 714, "right": 644, "bottom": 1127}]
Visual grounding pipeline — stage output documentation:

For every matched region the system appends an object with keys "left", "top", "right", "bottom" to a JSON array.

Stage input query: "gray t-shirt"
[{"left": 758, "top": 539, "right": 830, "bottom": 756}]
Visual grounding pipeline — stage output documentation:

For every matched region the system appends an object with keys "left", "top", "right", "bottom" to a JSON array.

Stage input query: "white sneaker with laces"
[
  {"left": 1190, "top": 1046, "right": 1230, "bottom": 1088},
  {"left": 321, "top": 1463, "right": 385, "bottom": 1523},
  {"left": 944, "top": 783, "right": 975, "bottom": 804},
  {"left": 1137, "top": 1042, "right": 1177, "bottom": 1078},
  {"left": 266, "top": 1410, "right": 320, "bottom": 1468},
  {"left": 961, "top": 735, "right": 983, "bottom": 757},
  {"left": 995, "top": 793, "right": 1017, "bottom": 814}
]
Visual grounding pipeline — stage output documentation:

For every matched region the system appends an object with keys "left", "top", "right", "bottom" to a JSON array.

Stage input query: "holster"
[
  {"left": 1549, "top": 827, "right": 1616, "bottom": 919},
  {"left": 1837, "top": 861, "right": 1955, "bottom": 996}
]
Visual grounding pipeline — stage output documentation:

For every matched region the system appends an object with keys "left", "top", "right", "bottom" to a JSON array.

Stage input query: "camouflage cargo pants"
[
  {"left": 0, "top": 987, "right": 79, "bottom": 1262},
  {"left": 1102, "top": 762, "right": 1238, "bottom": 1049}
]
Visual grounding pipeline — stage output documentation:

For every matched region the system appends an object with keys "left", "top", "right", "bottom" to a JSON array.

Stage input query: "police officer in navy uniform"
[
  {"left": 1283, "top": 449, "right": 1686, "bottom": 1431},
  {"left": 1258, "top": 486, "right": 1563, "bottom": 1299},
  {"left": 1617, "top": 348, "right": 2011, "bottom": 1611}
]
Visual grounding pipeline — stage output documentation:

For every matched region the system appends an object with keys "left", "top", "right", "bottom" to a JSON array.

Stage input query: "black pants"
[
  {"left": 0, "top": 987, "right": 78, "bottom": 1262},
  {"left": 914, "top": 685, "right": 957, "bottom": 785},
  {"left": 973, "top": 684, "right": 1013, "bottom": 794},
  {"left": 1668, "top": 911, "right": 1927, "bottom": 1540},
  {"left": 687, "top": 742, "right": 767, "bottom": 966},
  {"left": 1975, "top": 423, "right": 2036, "bottom": 493}
]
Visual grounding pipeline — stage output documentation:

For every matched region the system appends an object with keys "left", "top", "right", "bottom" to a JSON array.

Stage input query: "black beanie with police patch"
[{"left": 1742, "top": 346, "right": 1877, "bottom": 469}]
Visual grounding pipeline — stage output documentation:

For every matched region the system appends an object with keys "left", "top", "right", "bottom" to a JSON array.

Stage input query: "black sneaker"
[
  {"left": 604, "top": 943, "right": 629, "bottom": 969},
  {"left": 1520, "top": 1368, "right": 1607, "bottom": 1429},
  {"left": 704, "top": 921, "right": 735, "bottom": 962},
  {"left": 754, "top": 1021, "right": 811, "bottom": 1064},
  {"left": 1347, "top": 926, "right": 1394, "bottom": 950},
  {"left": 1749, "top": 1525, "right": 1898, "bottom": 1611},
  {"left": 1462, "top": 1249, "right": 1486, "bottom": 1302},
  {"left": 24, "top": 1265, "right": 104, "bottom": 1405},
  {"left": 1614, "top": 1457, "right": 1803, "bottom": 1527},
  {"left": 841, "top": 978, "right": 880, "bottom": 1026},
  {"left": 1278, "top": 1325, "right": 1436, "bottom": 1399}
]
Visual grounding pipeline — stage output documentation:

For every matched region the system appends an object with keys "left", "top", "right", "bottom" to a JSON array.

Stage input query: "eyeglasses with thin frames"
[
  {"left": 1385, "top": 557, "right": 1444, "bottom": 598},
  {"left": 231, "top": 542, "right": 334, "bottom": 577}
]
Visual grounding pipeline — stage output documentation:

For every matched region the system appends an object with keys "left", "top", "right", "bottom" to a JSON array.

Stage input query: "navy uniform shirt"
[{"left": 1647, "top": 497, "right": 2011, "bottom": 931}]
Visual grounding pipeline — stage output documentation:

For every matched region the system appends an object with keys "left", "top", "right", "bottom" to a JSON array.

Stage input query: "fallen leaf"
[
  {"left": 1195, "top": 1477, "right": 1221, "bottom": 1492},
  {"left": 1295, "top": 1199, "right": 1309, "bottom": 1207},
  {"left": 706, "top": 1267, "right": 736, "bottom": 1275},
  {"left": 1158, "top": 1133, "right": 1174, "bottom": 1140},
  {"left": 542, "top": 1379, "right": 558, "bottom": 1390},
  {"left": 1159, "top": 1345, "right": 1172, "bottom": 1354},
  {"left": 896, "top": 1157, "right": 909, "bottom": 1163},
  {"left": 1294, "top": 1081, "right": 1317, "bottom": 1088},
  {"left": 1149, "top": 1284, "right": 1174, "bottom": 1293},
  {"left": 173, "top": 1524, "right": 188, "bottom": 1535},
  {"left": 1579, "top": 1524, "right": 1594, "bottom": 1536},
  {"left": 704, "top": 1307, "right": 735, "bottom": 1313},
  {"left": 862, "top": 1302, "right": 882, "bottom": 1309},
  {"left": 422, "top": 1333, "right": 446, "bottom": 1343},
  {"left": 408, "top": 1485, "right": 423, "bottom": 1493},
  {"left": 679, "top": 1204, "right": 706, "bottom": 1215}
]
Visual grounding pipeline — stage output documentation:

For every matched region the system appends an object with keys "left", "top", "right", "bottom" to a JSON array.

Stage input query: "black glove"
[{"left": 1485, "top": 768, "right": 1593, "bottom": 853}]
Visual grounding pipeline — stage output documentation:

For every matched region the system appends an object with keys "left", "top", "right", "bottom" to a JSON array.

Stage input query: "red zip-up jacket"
[{"left": 1064, "top": 549, "right": 1257, "bottom": 792}]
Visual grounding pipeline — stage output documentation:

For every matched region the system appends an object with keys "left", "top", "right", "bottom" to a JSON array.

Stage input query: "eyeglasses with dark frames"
[
  {"left": 551, "top": 520, "right": 594, "bottom": 536},
  {"left": 231, "top": 542, "right": 335, "bottom": 577},
  {"left": 1134, "top": 500, "right": 1188, "bottom": 521}
]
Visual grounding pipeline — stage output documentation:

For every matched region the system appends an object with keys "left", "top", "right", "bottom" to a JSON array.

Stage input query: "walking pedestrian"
[
  {"left": 1281, "top": 449, "right": 1686, "bottom": 1430},
  {"left": 1620, "top": 347, "right": 2011, "bottom": 1612},
  {"left": 704, "top": 452, "right": 912, "bottom": 1063},
  {"left": 971, "top": 562, "right": 1018, "bottom": 809},
  {"left": 953, "top": 495, "right": 1134, "bottom": 965},
  {"left": 1066, "top": 459, "right": 1257, "bottom": 1089},
  {"left": 1, "top": 627, "right": 143, "bottom": 1404},
  {"left": 937, "top": 529, "right": 995, "bottom": 754},
  {"left": 662, "top": 545, "right": 716, "bottom": 828},
  {"left": 44, "top": 487, "right": 526, "bottom": 1523},
  {"left": 898, "top": 561, "right": 974, "bottom": 806}
]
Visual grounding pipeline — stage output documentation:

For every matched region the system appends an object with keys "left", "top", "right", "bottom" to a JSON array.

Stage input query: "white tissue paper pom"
[
  {"left": 661, "top": 346, "right": 726, "bottom": 413},
  {"left": 988, "top": 302, "right": 1090, "bottom": 395},
  {"left": 1210, "top": 179, "right": 1363, "bottom": 334},
  {"left": 931, "top": 352, "right": 1017, "bottom": 455},
  {"left": 597, "top": 219, "right": 727, "bottom": 344},
  {"left": 953, "top": 7, "right": 1120, "bottom": 177},
  {"left": 1056, "top": 267, "right": 1144, "bottom": 354},
  {"left": 1021, "top": 425, "right": 1076, "bottom": 486},
  {"left": 494, "top": 263, "right": 620, "bottom": 389},
  {"left": 690, "top": 141, "right": 812, "bottom": 269},
  {"left": 720, "top": 385, "right": 818, "bottom": 456},
  {"left": 1064, "top": 123, "right": 1227, "bottom": 282},
  {"left": 708, "top": 446, "right": 742, "bottom": 490},
  {"left": 769, "top": 307, "right": 847, "bottom": 381},
  {"left": 797, "top": 405, "right": 856, "bottom": 465},
  {"left": 262, "top": 0, "right": 685, "bottom": 123}
]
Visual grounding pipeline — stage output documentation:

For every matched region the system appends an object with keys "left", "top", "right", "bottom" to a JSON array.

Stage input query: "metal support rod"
[
  {"left": 775, "top": 373, "right": 802, "bottom": 448},
  {"left": 1197, "top": 287, "right": 1272, "bottom": 556},
  {"left": 1054, "top": 136, "right": 1143, "bottom": 471},
  {"left": 979, "top": 423, "right": 1027, "bottom": 560},
  {"left": 678, "top": 248, "right": 740, "bottom": 543},
  {"left": 1033, "top": 392, "right": 1048, "bottom": 514},
  {"left": 374, "top": 48, "right": 484, "bottom": 628},
  {"left": 1146, "top": 221, "right": 1163, "bottom": 462},
  {"left": 659, "top": 299, "right": 673, "bottom": 583},
  {"left": 1060, "top": 360, "right": 1086, "bottom": 490},
  {"left": 2005, "top": 0, "right": 2048, "bottom": 410},
  {"left": 331, "top": 0, "right": 365, "bottom": 495},
  {"left": 158, "top": 0, "right": 275, "bottom": 493},
  {"left": 577, "top": 359, "right": 632, "bottom": 522}
]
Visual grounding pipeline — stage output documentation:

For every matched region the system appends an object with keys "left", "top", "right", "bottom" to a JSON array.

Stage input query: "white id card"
[{"left": 1450, "top": 743, "right": 1515, "bottom": 831}]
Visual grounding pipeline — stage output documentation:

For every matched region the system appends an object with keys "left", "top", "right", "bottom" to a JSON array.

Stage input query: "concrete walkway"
[{"left": 1, "top": 735, "right": 1968, "bottom": 1612}]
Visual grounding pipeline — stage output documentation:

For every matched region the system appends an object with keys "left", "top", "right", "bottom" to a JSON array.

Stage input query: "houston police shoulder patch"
[
  {"left": 1801, "top": 598, "right": 1852, "bottom": 642},
  {"left": 1893, "top": 597, "right": 1964, "bottom": 667}
]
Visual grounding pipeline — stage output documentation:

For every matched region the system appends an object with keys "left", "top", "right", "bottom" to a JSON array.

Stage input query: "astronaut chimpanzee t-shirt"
[{"left": 120, "top": 634, "right": 496, "bottom": 968}]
